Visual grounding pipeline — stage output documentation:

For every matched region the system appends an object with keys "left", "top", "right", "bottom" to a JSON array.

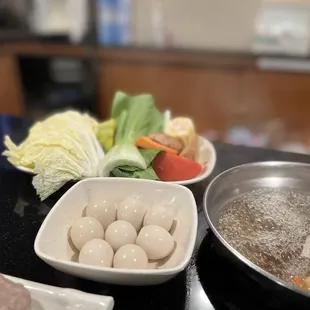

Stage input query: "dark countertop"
[{"left": 1, "top": 114, "right": 310, "bottom": 310}]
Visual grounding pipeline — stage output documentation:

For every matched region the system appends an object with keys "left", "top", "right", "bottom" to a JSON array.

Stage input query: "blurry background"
[{"left": 1, "top": 0, "right": 310, "bottom": 153}]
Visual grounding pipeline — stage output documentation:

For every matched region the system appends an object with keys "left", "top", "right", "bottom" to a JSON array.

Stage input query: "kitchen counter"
[{"left": 1, "top": 115, "right": 310, "bottom": 309}]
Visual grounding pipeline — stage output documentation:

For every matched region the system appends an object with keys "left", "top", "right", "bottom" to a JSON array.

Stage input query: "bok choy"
[{"left": 99, "top": 92, "right": 164, "bottom": 176}]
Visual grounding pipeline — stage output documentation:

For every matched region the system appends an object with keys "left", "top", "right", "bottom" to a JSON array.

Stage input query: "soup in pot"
[{"left": 217, "top": 188, "right": 310, "bottom": 290}]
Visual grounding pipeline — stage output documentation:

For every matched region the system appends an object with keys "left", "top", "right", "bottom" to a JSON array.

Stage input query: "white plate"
[
  {"left": 15, "top": 136, "right": 216, "bottom": 185},
  {"left": 3, "top": 274, "right": 114, "bottom": 310},
  {"left": 170, "top": 136, "right": 216, "bottom": 185}
]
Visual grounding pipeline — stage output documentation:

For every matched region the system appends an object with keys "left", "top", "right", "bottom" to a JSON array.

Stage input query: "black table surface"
[{"left": 1, "top": 114, "right": 310, "bottom": 310}]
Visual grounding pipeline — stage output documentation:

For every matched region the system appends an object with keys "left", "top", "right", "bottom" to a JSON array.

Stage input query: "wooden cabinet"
[
  {"left": 0, "top": 55, "right": 24, "bottom": 116},
  {"left": 99, "top": 61, "right": 242, "bottom": 133},
  {"left": 99, "top": 55, "right": 310, "bottom": 136},
  {"left": 241, "top": 71, "right": 310, "bottom": 133}
]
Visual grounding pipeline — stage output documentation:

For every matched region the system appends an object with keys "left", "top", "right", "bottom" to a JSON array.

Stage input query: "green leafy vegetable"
[
  {"left": 139, "top": 149, "right": 161, "bottom": 166},
  {"left": 111, "top": 91, "right": 129, "bottom": 119},
  {"left": 99, "top": 92, "right": 164, "bottom": 176},
  {"left": 99, "top": 144, "right": 146, "bottom": 177},
  {"left": 3, "top": 111, "right": 104, "bottom": 200},
  {"left": 96, "top": 119, "right": 116, "bottom": 152},
  {"left": 113, "top": 93, "right": 163, "bottom": 144},
  {"left": 114, "top": 165, "right": 138, "bottom": 172},
  {"left": 111, "top": 149, "right": 161, "bottom": 180},
  {"left": 112, "top": 166, "right": 159, "bottom": 180}
]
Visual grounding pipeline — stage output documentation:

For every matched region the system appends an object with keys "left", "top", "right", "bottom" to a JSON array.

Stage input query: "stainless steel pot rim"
[{"left": 203, "top": 161, "right": 310, "bottom": 298}]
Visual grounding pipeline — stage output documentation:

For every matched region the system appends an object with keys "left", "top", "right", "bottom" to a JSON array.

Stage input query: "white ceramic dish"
[
  {"left": 3, "top": 274, "right": 114, "bottom": 310},
  {"left": 34, "top": 178, "right": 197, "bottom": 286},
  {"left": 16, "top": 136, "right": 216, "bottom": 185},
  {"left": 173, "top": 136, "right": 216, "bottom": 185}
]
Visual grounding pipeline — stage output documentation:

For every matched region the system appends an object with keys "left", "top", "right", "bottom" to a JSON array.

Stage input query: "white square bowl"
[{"left": 34, "top": 178, "right": 198, "bottom": 286}]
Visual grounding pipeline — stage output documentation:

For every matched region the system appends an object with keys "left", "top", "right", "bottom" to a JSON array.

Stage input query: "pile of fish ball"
[{"left": 69, "top": 195, "right": 176, "bottom": 270}]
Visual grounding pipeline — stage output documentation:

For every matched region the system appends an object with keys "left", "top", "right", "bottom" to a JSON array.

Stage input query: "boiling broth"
[{"left": 218, "top": 189, "right": 310, "bottom": 285}]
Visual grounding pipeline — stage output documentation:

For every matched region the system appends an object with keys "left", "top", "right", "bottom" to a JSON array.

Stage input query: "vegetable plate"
[{"left": 3, "top": 91, "right": 216, "bottom": 200}]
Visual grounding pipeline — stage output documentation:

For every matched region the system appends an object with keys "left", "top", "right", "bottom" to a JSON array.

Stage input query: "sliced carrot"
[{"left": 136, "top": 136, "right": 178, "bottom": 154}]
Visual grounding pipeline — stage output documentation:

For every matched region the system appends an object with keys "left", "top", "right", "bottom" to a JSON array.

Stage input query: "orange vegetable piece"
[
  {"left": 293, "top": 276, "right": 307, "bottom": 289},
  {"left": 136, "top": 136, "right": 178, "bottom": 154}
]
